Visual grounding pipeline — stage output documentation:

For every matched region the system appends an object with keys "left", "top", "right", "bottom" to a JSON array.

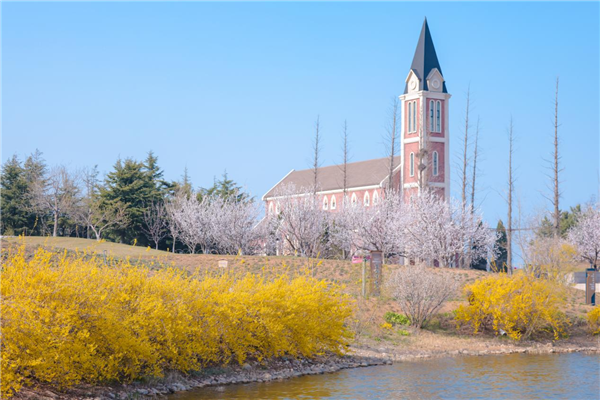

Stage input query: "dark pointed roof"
[{"left": 404, "top": 18, "right": 447, "bottom": 94}]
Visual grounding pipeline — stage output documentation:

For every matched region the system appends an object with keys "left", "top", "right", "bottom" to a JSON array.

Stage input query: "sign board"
[
  {"left": 352, "top": 256, "right": 363, "bottom": 264},
  {"left": 218, "top": 259, "right": 228, "bottom": 268},
  {"left": 586, "top": 268, "right": 596, "bottom": 305},
  {"left": 370, "top": 251, "right": 383, "bottom": 297}
]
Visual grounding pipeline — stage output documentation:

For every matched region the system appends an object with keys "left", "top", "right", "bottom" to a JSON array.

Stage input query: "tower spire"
[{"left": 404, "top": 18, "right": 446, "bottom": 94}]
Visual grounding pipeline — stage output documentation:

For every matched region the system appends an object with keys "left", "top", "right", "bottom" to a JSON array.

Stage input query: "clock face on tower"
[
  {"left": 410, "top": 80, "right": 417, "bottom": 90},
  {"left": 431, "top": 78, "right": 440, "bottom": 89}
]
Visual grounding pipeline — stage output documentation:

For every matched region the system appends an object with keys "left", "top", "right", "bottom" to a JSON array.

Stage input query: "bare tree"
[
  {"left": 142, "top": 201, "right": 169, "bottom": 250},
  {"left": 32, "top": 165, "right": 80, "bottom": 237},
  {"left": 551, "top": 78, "right": 562, "bottom": 238},
  {"left": 461, "top": 88, "right": 471, "bottom": 210},
  {"left": 340, "top": 120, "right": 350, "bottom": 200},
  {"left": 386, "top": 98, "right": 399, "bottom": 193},
  {"left": 76, "top": 199, "right": 127, "bottom": 241},
  {"left": 388, "top": 264, "right": 459, "bottom": 328},
  {"left": 312, "top": 116, "right": 322, "bottom": 195},
  {"left": 568, "top": 204, "right": 600, "bottom": 269},
  {"left": 507, "top": 119, "right": 515, "bottom": 274},
  {"left": 470, "top": 117, "right": 480, "bottom": 214}
]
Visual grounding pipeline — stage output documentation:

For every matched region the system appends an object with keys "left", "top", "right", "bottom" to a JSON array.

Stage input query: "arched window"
[
  {"left": 351, "top": 193, "right": 358, "bottom": 207},
  {"left": 364, "top": 192, "right": 370, "bottom": 207},
  {"left": 275, "top": 202, "right": 281, "bottom": 214},
  {"left": 429, "top": 100, "right": 434, "bottom": 131},
  {"left": 433, "top": 151, "right": 439, "bottom": 176},
  {"left": 323, "top": 196, "right": 329, "bottom": 210},
  {"left": 268, "top": 202, "right": 274, "bottom": 215},
  {"left": 331, "top": 195, "right": 337, "bottom": 209},
  {"left": 410, "top": 152, "right": 415, "bottom": 177},
  {"left": 373, "top": 191, "right": 379, "bottom": 205},
  {"left": 435, "top": 100, "right": 441, "bottom": 132}
]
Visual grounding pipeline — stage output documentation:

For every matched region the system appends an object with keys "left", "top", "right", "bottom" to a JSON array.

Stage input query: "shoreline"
[{"left": 16, "top": 339, "right": 599, "bottom": 400}]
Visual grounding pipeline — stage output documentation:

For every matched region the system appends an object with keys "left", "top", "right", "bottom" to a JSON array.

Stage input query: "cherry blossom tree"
[
  {"left": 268, "top": 184, "right": 330, "bottom": 258},
  {"left": 403, "top": 190, "right": 496, "bottom": 268},
  {"left": 211, "top": 196, "right": 262, "bottom": 255},
  {"left": 330, "top": 190, "right": 405, "bottom": 258},
  {"left": 568, "top": 205, "right": 600, "bottom": 269}
]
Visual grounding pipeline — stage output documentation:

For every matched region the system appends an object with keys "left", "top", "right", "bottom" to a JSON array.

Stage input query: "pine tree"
[
  {"left": 494, "top": 220, "right": 508, "bottom": 272},
  {"left": 0, "top": 155, "right": 29, "bottom": 235},
  {"left": 199, "top": 171, "right": 249, "bottom": 203},
  {"left": 101, "top": 158, "right": 156, "bottom": 244}
]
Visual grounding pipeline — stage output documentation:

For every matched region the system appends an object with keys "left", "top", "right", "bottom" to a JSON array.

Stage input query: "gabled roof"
[
  {"left": 262, "top": 156, "right": 401, "bottom": 200},
  {"left": 404, "top": 18, "right": 447, "bottom": 94}
]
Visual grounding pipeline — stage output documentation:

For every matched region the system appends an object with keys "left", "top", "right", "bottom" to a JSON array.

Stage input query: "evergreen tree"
[
  {"left": 493, "top": 220, "right": 508, "bottom": 272},
  {"left": 198, "top": 171, "right": 249, "bottom": 203},
  {"left": 0, "top": 155, "right": 30, "bottom": 235},
  {"left": 101, "top": 158, "right": 156, "bottom": 244},
  {"left": 538, "top": 205, "right": 582, "bottom": 239}
]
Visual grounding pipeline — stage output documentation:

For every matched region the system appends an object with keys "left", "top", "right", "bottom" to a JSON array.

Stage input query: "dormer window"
[{"left": 364, "top": 192, "right": 370, "bottom": 207}]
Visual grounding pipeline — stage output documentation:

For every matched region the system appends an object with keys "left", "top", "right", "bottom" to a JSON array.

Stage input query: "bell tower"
[{"left": 400, "top": 18, "right": 451, "bottom": 198}]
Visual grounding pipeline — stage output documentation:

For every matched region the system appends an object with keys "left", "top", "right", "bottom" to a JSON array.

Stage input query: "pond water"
[{"left": 170, "top": 353, "right": 599, "bottom": 399}]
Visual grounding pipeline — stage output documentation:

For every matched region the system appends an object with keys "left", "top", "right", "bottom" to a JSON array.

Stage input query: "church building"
[{"left": 263, "top": 19, "right": 450, "bottom": 212}]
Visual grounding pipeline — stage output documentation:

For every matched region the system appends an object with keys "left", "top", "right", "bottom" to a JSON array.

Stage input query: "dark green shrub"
[{"left": 384, "top": 311, "right": 410, "bottom": 326}]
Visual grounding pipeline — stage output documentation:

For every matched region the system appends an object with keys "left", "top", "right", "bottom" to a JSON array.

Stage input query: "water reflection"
[{"left": 170, "top": 353, "right": 600, "bottom": 399}]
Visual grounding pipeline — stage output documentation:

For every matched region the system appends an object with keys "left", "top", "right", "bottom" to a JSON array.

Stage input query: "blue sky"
[{"left": 2, "top": 2, "right": 599, "bottom": 231}]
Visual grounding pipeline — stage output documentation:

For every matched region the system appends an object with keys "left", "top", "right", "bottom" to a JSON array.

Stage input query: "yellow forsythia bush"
[
  {"left": 454, "top": 273, "right": 568, "bottom": 340},
  {"left": 588, "top": 307, "right": 600, "bottom": 335},
  {"left": 0, "top": 246, "right": 352, "bottom": 397}
]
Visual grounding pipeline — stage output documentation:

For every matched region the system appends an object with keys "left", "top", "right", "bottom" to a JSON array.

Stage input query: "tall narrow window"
[
  {"left": 323, "top": 196, "right": 329, "bottom": 210},
  {"left": 408, "top": 102, "right": 413, "bottom": 133},
  {"left": 351, "top": 193, "right": 358, "bottom": 207},
  {"left": 410, "top": 152, "right": 415, "bottom": 177},
  {"left": 364, "top": 192, "right": 370, "bottom": 207},
  {"left": 435, "top": 101, "right": 441, "bottom": 132},
  {"left": 331, "top": 195, "right": 336, "bottom": 210},
  {"left": 373, "top": 191, "right": 379, "bottom": 205},
  {"left": 412, "top": 101, "right": 417, "bottom": 132},
  {"left": 433, "top": 151, "right": 439, "bottom": 176},
  {"left": 429, "top": 100, "right": 434, "bottom": 131},
  {"left": 268, "top": 202, "right": 274, "bottom": 215}
]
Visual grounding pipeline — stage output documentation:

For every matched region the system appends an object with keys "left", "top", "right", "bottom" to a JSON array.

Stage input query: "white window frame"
[
  {"left": 331, "top": 195, "right": 336, "bottom": 209},
  {"left": 323, "top": 196, "right": 328, "bottom": 210},
  {"left": 364, "top": 192, "right": 370, "bottom": 207},
  {"left": 268, "top": 202, "right": 274, "bottom": 215},
  {"left": 429, "top": 100, "right": 434, "bottom": 131},
  {"left": 351, "top": 193, "right": 358, "bottom": 207},
  {"left": 275, "top": 202, "right": 281, "bottom": 214},
  {"left": 433, "top": 151, "right": 439, "bottom": 176},
  {"left": 408, "top": 100, "right": 418, "bottom": 133},
  {"left": 410, "top": 152, "right": 415, "bottom": 177},
  {"left": 373, "top": 191, "right": 379, "bottom": 205},
  {"left": 435, "top": 100, "right": 441, "bottom": 133}
]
